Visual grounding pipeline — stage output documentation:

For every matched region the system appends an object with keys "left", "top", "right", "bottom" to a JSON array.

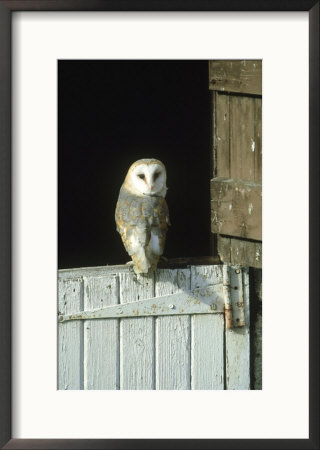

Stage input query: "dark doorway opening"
[{"left": 58, "top": 60, "right": 211, "bottom": 269}]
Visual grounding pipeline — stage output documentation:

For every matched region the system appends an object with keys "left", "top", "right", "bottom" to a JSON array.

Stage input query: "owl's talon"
[
  {"left": 132, "top": 272, "right": 138, "bottom": 282},
  {"left": 126, "top": 264, "right": 135, "bottom": 275},
  {"left": 133, "top": 272, "right": 144, "bottom": 284}
]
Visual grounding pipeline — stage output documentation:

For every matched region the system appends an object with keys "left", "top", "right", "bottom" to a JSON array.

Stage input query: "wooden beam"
[
  {"left": 211, "top": 177, "right": 262, "bottom": 241},
  {"left": 209, "top": 60, "right": 262, "bottom": 96},
  {"left": 218, "top": 236, "right": 262, "bottom": 269},
  {"left": 58, "top": 257, "right": 222, "bottom": 279}
]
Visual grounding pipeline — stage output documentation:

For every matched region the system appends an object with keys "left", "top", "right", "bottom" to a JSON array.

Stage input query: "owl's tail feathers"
[
  {"left": 149, "top": 255, "right": 160, "bottom": 273},
  {"left": 131, "top": 249, "right": 152, "bottom": 274}
]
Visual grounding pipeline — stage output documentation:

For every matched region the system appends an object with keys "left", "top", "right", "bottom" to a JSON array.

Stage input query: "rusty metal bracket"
[
  {"left": 223, "top": 265, "right": 246, "bottom": 329},
  {"left": 58, "top": 266, "right": 247, "bottom": 328},
  {"left": 58, "top": 285, "right": 225, "bottom": 323}
]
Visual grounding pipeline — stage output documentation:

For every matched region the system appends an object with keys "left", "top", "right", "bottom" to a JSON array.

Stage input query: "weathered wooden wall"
[
  {"left": 209, "top": 60, "right": 262, "bottom": 389},
  {"left": 211, "top": 178, "right": 262, "bottom": 241},
  {"left": 209, "top": 60, "right": 262, "bottom": 95},
  {"left": 58, "top": 265, "right": 250, "bottom": 390},
  {"left": 210, "top": 60, "right": 262, "bottom": 269}
]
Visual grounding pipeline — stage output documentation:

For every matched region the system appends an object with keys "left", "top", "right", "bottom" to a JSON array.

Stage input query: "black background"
[{"left": 58, "top": 60, "right": 212, "bottom": 269}]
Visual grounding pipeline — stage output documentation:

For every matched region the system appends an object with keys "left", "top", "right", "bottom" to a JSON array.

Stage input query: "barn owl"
[{"left": 115, "top": 159, "right": 170, "bottom": 274}]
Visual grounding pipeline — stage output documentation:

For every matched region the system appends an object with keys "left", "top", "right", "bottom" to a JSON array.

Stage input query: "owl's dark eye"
[
  {"left": 138, "top": 174, "right": 145, "bottom": 180},
  {"left": 153, "top": 172, "right": 161, "bottom": 181}
]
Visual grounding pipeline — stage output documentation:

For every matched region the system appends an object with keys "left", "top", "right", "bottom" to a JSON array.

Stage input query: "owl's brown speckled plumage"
[{"left": 115, "top": 159, "right": 170, "bottom": 274}]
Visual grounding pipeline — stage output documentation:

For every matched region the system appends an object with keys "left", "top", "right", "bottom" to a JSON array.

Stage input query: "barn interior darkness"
[{"left": 58, "top": 60, "right": 211, "bottom": 269}]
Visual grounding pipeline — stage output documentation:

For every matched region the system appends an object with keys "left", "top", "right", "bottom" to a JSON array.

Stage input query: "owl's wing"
[
  {"left": 115, "top": 192, "right": 149, "bottom": 256},
  {"left": 115, "top": 190, "right": 170, "bottom": 273},
  {"left": 116, "top": 206, "right": 151, "bottom": 273},
  {"left": 146, "top": 197, "right": 169, "bottom": 258},
  {"left": 160, "top": 197, "right": 170, "bottom": 227}
]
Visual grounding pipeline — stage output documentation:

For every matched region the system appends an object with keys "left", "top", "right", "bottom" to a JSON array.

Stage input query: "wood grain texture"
[
  {"left": 230, "top": 95, "right": 256, "bottom": 181},
  {"left": 211, "top": 178, "right": 262, "bottom": 240},
  {"left": 59, "top": 257, "right": 221, "bottom": 279},
  {"left": 213, "top": 94, "right": 262, "bottom": 183},
  {"left": 119, "top": 272, "right": 155, "bottom": 389},
  {"left": 215, "top": 92, "right": 230, "bottom": 178},
  {"left": 83, "top": 275, "right": 119, "bottom": 389},
  {"left": 59, "top": 264, "right": 133, "bottom": 279},
  {"left": 217, "top": 236, "right": 231, "bottom": 263},
  {"left": 58, "top": 278, "right": 83, "bottom": 389},
  {"left": 155, "top": 268, "right": 191, "bottom": 389},
  {"left": 218, "top": 237, "right": 262, "bottom": 269},
  {"left": 230, "top": 238, "right": 262, "bottom": 268},
  {"left": 209, "top": 60, "right": 262, "bottom": 95},
  {"left": 191, "top": 266, "right": 224, "bottom": 389},
  {"left": 254, "top": 97, "right": 262, "bottom": 183},
  {"left": 58, "top": 264, "right": 252, "bottom": 390},
  {"left": 211, "top": 65, "right": 262, "bottom": 267},
  {"left": 225, "top": 267, "right": 250, "bottom": 389}
]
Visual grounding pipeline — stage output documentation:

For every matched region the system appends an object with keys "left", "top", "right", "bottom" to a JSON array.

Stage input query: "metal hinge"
[
  {"left": 58, "top": 285, "right": 224, "bottom": 323},
  {"left": 58, "top": 266, "right": 246, "bottom": 328},
  {"left": 223, "top": 265, "right": 246, "bottom": 329}
]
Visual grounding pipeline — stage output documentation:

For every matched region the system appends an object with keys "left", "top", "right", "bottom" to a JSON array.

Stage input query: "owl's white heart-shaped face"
[{"left": 124, "top": 159, "right": 167, "bottom": 198}]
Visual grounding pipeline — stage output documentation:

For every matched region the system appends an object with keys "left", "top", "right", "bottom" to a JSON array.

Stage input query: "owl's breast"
[{"left": 116, "top": 187, "right": 168, "bottom": 229}]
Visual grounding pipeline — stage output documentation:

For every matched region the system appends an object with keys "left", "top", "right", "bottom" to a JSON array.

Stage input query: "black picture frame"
[{"left": 0, "top": 1, "right": 318, "bottom": 449}]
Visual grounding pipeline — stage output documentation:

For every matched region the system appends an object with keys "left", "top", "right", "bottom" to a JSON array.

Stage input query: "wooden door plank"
[
  {"left": 191, "top": 265, "right": 224, "bottom": 389},
  {"left": 218, "top": 237, "right": 262, "bottom": 269},
  {"left": 230, "top": 238, "right": 262, "bottom": 268},
  {"left": 215, "top": 92, "right": 230, "bottom": 178},
  {"left": 225, "top": 267, "right": 250, "bottom": 389},
  {"left": 254, "top": 97, "right": 262, "bottom": 183},
  {"left": 59, "top": 264, "right": 133, "bottom": 279},
  {"left": 119, "top": 272, "right": 155, "bottom": 389},
  {"left": 155, "top": 268, "right": 191, "bottom": 390},
  {"left": 230, "top": 96, "right": 256, "bottom": 181},
  {"left": 218, "top": 236, "right": 231, "bottom": 263},
  {"left": 58, "top": 278, "right": 83, "bottom": 390},
  {"left": 83, "top": 275, "right": 119, "bottom": 390},
  {"left": 211, "top": 178, "right": 262, "bottom": 241}
]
